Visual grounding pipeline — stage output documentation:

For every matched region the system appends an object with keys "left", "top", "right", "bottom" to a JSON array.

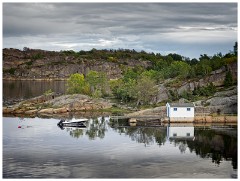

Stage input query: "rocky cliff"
[
  {"left": 153, "top": 62, "right": 237, "bottom": 103},
  {"left": 3, "top": 48, "right": 152, "bottom": 80},
  {"left": 205, "top": 86, "right": 237, "bottom": 114},
  {"left": 126, "top": 86, "right": 237, "bottom": 118}
]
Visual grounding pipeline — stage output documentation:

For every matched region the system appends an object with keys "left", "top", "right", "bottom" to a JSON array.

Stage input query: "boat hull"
[
  {"left": 61, "top": 122, "right": 86, "bottom": 127},
  {"left": 57, "top": 119, "right": 87, "bottom": 129}
]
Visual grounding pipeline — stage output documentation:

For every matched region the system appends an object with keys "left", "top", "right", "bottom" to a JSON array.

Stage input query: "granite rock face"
[
  {"left": 155, "top": 84, "right": 169, "bottom": 103},
  {"left": 46, "top": 94, "right": 113, "bottom": 111},
  {"left": 176, "top": 62, "right": 237, "bottom": 95},
  {"left": 205, "top": 86, "right": 237, "bottom": 114},
  {"left": 194, "top": 86, "right": 237, "bottom": 114},
  {"left": 3, "top": 48, "right": 152, "bottom": 80}
]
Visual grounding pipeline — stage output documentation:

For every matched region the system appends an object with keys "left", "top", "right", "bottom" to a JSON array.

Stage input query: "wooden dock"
[
  {"left": 110, "top": 115, "right": 163, "bottom": 120},
  {"left": 110, "top": 115, "right": 165, "bottom": 127}
]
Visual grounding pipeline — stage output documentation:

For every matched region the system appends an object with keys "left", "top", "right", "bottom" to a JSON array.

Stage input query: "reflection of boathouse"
[
  {"left": 166, "top": 102, "right": 195, "bottom": 122},
  {"left": 167, "top": 125, "right": 194, "bottom": 140}
]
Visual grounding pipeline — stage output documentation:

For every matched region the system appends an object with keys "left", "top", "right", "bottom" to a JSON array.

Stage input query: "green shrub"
[
  {"left": 168, "top": 89, "right": 179, "bottom": 101},
  {"left": 31, "top": 53, "right": 44, "bottom": 60},
  {"left": 180, "top": 90, "right": 193, "bottom": 100},
  {"left": 193, "top": 83, "right": 216, "bottom": 97},
  {"left": 8, "top": 68, "right": 16, "bottom": 75},
  {"left": 224, "top": 71, "right": 233, "bottom": 88},
  {"left": 92, "top": 89, "right": 102, "bottom": 98},
  {"left": 26, "top": 61, "right": 33, "bottom": 66},
  {"left": 44, "top": 89, "right": 53, "bottom": 95}
]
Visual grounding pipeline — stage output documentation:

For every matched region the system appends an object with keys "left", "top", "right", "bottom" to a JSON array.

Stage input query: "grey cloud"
[
  {"left": 4, "top": 3, "right": 237, "bottom": 37},
  {"left": 3, "top": 3, "right": 237, "bottom": 59}
]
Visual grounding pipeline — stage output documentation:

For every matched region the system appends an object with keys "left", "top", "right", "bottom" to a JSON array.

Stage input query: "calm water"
[
  {"left": 3, "top": 80, "right": 67, "bottom": 105},
  {"left": 3, "top": 116, "right": 237, "bottom": 178}
]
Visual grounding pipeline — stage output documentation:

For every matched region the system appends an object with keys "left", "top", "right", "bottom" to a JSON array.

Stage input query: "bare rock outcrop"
[
  {"left": 193, "top": 86, "right": 237, "bottom": 114},
  {"left": 3, "top": 93, "right": 113, "bottom": 116},
  {"left": 155, "top": 84, "right": 169, "bottom": 103},
  {"left": 3, "top": 48, "right": 152, "bottom": 80},
  {"left": 176, "top": 62, "right": 237, "bottom": 95},
  {"left": 205, "top": 86, "right": 237, "bottom": 114},
  {"left": 46, "top": 94, "right": 112, "bottom": 111},
  {"left": 126, "top": 106, "right": 166, "bottom": 117}
]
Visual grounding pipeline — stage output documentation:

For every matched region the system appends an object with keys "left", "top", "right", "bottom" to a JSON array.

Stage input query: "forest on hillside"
[
  {"left": 60, "top": 42, "right": 237, "bottom": 80},
  {"left": 3, "top": 42, "right": 237, "bottom": 107},
  {"left": 64, "top": 42, "right": 237, "bottom": 106}
]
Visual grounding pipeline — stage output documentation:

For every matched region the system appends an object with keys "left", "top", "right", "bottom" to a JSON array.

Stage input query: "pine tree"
[{"left": 224, "top": 71, "right": 233, "bottom": 88}]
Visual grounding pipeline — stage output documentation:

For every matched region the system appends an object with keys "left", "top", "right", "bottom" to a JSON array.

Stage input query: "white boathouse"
[{"left": 166, "top": 102, "right": 195, "bottom": 122}]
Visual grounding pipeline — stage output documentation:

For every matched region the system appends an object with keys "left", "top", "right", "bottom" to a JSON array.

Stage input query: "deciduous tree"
[
  {"left": 134, "top": 75, "right": 158, "bottom": 105},
  {"left": 67, "top": 73, "right": 90, "bottom": 95}
]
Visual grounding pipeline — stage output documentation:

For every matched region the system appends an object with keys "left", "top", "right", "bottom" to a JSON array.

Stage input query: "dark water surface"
[
  {"left": 3, "top": 80, "right": 67, "bottom": 105},
  {"left": 3, "top": 117, "right": 237, "bottom": 178}
]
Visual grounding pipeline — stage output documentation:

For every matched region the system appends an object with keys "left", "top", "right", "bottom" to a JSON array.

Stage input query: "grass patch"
[{"left": 100, "top": 107, "right": 132, "bottom": 115}]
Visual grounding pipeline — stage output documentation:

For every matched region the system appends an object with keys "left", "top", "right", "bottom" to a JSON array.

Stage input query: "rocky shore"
[
  {"left": 3, "top": 93, "right": 114, "bottom": 117},
  {"left": 126, "top": 86, "right": 237, "bottom": 116},
  {"left": 3, "top": 86, "right": 237, "bottom": 122}
]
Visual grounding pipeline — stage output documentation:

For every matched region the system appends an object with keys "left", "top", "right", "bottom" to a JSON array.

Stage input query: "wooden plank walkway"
[
  {"left": 110, "top": 115, "right": 162, "bottom": 120},
  {"left": 115, "top": 125, "right": 166, "bottom": 128}
]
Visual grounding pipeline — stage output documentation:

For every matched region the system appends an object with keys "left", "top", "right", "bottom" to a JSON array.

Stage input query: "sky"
[{"left": 2, "top": 2, "right": 238, "bottom": 59}]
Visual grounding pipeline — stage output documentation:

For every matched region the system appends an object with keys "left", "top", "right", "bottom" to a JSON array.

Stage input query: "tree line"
[{"left": 66, "top": 42, "right": 237, "bottom": 106}]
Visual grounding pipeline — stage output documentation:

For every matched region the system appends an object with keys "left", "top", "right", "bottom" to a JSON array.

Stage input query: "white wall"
[
  {"left": 166, "top": 104, "right": 194, "bottom": 118},
  {"left": 170, "top": 107, "right": 194, "bottom": 117}
]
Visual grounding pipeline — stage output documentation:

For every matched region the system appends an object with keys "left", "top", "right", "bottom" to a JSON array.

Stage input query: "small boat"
[{"left": 57, "top": 118, "right": 88, "bottom": 128}]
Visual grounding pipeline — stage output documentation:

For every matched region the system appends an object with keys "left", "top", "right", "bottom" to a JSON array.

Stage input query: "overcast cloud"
[{"left": 3, "top": 3, "right": 238, "bottom": 59}]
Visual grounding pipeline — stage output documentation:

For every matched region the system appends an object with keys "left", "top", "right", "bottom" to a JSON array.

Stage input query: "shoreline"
[
  {"left": 3, "top": 92, "right": 238, "bottom": 124},
  {"left": 2, "top": 93, "right": 129, "bottom": 118},
  {"left": 4, "top": 109, "right": 237, "bottom": 123},
  {"left": 3, "top": 112, "right": 237, "bottom": 124}
]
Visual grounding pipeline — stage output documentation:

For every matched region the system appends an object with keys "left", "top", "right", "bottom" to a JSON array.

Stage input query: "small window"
[
  {"left": 173, "top": 133, "right": 177, "bottom": 137},
  {"left": 187, "top": 108, "right": 191, "bottom": 111},
  {"left": 186, "top": 133, "right": 190, "bottom": 136},
  {"left": 174, "top": 108, "right": 177, "bottom": 111}
]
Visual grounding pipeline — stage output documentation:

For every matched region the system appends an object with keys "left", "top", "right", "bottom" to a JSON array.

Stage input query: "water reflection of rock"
[
  {"left": 3, "top": 80, "right": 67, "bottom": 105},
  {"left": 110, "top": 120, "right": 237, "bottom": 170},
  {"left": 186, "top": 129, "right": 237, "bottom": 169},
  {"left": 168, "top": 126, "right": 237, "bottom": 170},
  {"left": 114, "top": 126, "right": 167, "bottom": 147},
  {"left": 62, "top": 117, "right": 237, "bottom": 170}
]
